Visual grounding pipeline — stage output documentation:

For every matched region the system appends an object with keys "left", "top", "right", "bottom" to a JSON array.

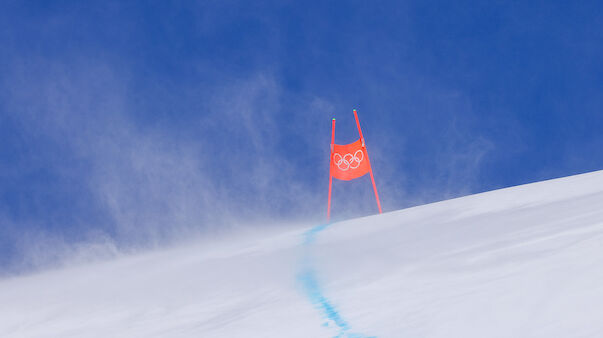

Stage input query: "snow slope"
[{"left": 2, "top": 171, "right": 603, "bottom": 337}]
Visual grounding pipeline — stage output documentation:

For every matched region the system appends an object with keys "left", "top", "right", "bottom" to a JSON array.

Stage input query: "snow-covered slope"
[{"left": 2, "top": 171, "right": 603, "bottom": 337}]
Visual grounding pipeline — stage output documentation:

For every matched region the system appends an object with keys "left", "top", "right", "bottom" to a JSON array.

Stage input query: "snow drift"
[{"left": 2, "top": 170, "right": 603, "bottom": 337}]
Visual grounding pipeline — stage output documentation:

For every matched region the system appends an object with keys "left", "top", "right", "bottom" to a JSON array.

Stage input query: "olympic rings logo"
[{"left": 333, "top": 150, "right": 364, "bottom": 171}]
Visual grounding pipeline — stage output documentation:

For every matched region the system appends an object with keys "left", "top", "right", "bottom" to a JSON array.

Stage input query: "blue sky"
[{"left": 1, "top": 1, "right": 603, "bottom": 272}]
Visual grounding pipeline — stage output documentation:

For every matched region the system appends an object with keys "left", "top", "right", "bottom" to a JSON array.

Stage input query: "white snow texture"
[{"left": 2, "top": 170, "right": 603, "bottom": 337}]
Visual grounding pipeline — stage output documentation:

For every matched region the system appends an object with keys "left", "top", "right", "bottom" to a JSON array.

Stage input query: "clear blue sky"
[{"left": 1, "top": 1, "right": 603, "bottom": 272}]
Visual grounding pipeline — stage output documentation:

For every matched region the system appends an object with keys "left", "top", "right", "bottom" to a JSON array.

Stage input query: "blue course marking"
[{"left": 297, "top": 223, "right": 376, "bottom": 338}]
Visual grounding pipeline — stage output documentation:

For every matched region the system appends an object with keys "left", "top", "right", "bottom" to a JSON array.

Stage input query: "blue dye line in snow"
[{"left": 298, "top": 223, "right": 376, "bottom": 338}]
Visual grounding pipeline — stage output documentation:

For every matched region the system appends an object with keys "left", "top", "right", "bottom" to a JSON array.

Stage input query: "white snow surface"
[{"left": 2, "top": 170, "right": 603, "bottom": 337}]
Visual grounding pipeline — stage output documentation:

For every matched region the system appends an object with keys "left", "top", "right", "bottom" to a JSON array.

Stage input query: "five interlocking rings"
[{"left": 333, "top": 150, "right": 364, "bottom": 171}]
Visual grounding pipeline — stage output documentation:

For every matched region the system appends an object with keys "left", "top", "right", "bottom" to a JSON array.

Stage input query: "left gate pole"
[{"left": 327, "top": 118, "right": 336, "bottom": 221}]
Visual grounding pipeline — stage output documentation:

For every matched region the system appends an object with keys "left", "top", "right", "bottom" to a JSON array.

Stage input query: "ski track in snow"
[{"left": 298, "top": 223, "right": 375, "bottom": 338}]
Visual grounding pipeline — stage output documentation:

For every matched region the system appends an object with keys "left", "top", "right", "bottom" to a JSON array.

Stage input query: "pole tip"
[
  {"left": 332, "top": 118, "right": 336, "bottom": 121},
  {"left": 353, "top": 109, "right": 357, "bottom": 112}
]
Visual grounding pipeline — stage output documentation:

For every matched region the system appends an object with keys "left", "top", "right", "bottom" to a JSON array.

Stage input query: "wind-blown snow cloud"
[{"left": 0, "top": 56, "right": 335, "bottom": 274}]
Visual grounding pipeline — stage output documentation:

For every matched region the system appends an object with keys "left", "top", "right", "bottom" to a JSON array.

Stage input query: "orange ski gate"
[{"left": 327, "top": 110, "right": 382, "bottom": 220}]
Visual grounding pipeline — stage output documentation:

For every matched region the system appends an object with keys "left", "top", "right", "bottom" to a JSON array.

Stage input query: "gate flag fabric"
[
  {"left": 331, "top": 139, "right": 370, "bottom": 181},
  {"left": 327, "top": 110, "right": 382, "bottom": 220}
]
